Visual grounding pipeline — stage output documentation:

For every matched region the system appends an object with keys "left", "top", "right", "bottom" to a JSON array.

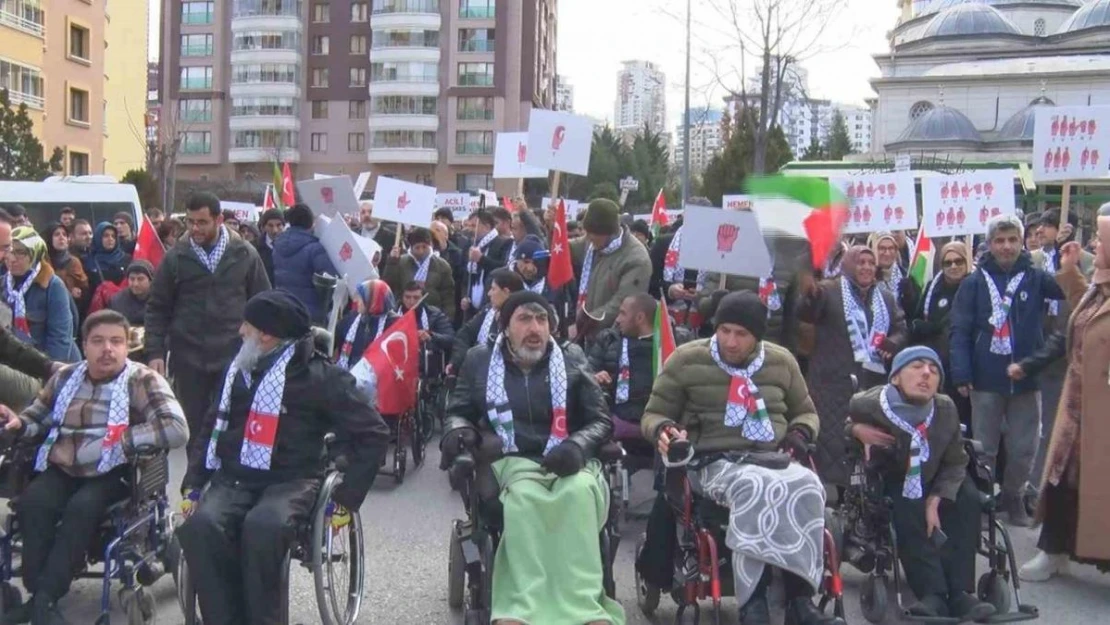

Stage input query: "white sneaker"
[{"left": 1018, "top": 550, "right": 1069, "bottom": 582}]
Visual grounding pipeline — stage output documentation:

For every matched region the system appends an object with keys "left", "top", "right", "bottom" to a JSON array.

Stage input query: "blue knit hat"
[{"left": 889, "top": 346, "right": 944, "bottom": 386}]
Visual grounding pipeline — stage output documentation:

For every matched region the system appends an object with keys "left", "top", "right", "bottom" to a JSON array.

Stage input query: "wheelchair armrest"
[
  {"left": 964, "top": 438, "right": 985, "bottom": 457},
  {"left": 597, "top": 441, "right": 625, "bottom": 464},
  {"left": 132, "top": 451, "right": 170, "bottom": 503}
]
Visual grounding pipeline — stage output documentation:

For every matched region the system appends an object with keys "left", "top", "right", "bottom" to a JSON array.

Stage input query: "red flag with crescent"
[
  {"left": 361, "top": 308, "right": 420, "bottom": 414},
  {"left": 547, "top": 199, "right": 574, "bottom": 289}
]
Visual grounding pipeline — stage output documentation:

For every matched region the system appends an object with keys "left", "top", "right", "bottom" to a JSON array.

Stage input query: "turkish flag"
[
  {"left": 132, "top": 216, "right": 165, "bottom": 270},
  {"left": 244, "top": 410, "right": 280, "bottom": 448},
  {"left": 353, "top": 309, "right": 419, "bottom": 415},
  {"left": 547, "top": 199, "right": 574, "bottom": 289},
  {"left": 281, "top": 162, "right": 296, "bottom": 207}
]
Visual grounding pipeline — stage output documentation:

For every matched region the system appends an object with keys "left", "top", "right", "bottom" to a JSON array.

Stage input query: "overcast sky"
[{"left": 148, "top": 0, "right": 897, "bottom": 128}]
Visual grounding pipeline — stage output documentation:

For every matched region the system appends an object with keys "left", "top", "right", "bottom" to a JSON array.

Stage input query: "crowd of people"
[{"left": 0, "top": 190, "right": 1102, "bottom": 625}]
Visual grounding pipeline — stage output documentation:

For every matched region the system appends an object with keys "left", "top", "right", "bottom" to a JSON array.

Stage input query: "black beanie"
[
  {"left": 244, "top": 289, "right": 311, "bottom": 339},
  {"left": 406, "top": 227, "right": 432, "bottom": 247},
  {"left": 498, "top": 291, "right": 552, "bottom": 330},
  {"left": 582, "top": 199, "right": 621, "bottom": 236},
  {"left": 713, "top": 291, "right": 767, "bottom": 341},
  {"left": 126, "top": 259, "right": 154, "bottom": 281}
]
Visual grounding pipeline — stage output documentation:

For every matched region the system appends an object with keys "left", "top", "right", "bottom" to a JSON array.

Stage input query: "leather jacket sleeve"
[
  {"left": 427, "top": 307, "right": 456, "bottom": 352},
  {"left": 1017, "top": 329, "right": 1067, "bottom": 379},
  {"left": 564, "top": 345, "right": 613, "bottom": 458},
  {"left": 449, "top": 310, "right": 484, "bottom": 372},
  {"left": 442, "top": 346, "right": 483, "bottom": 441}
]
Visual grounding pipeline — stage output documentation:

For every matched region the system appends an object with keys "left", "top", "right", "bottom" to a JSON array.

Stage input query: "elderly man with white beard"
[{"left": 176, "top": 290, "right": 390, "bottom": 625}]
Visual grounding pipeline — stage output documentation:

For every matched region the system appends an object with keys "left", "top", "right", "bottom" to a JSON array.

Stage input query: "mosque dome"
[
  {"left": 890, "top": 106, "right": 982, "bottom": 148},
  {"left": 998, "top": 96, "right": 1055, "bottom": 141},
  {"left": 1057, "top": 0, "right": 1110, "bottom": 33},
  {"left": 920, "top": 3, "right": 1023, "bottom": 38}
]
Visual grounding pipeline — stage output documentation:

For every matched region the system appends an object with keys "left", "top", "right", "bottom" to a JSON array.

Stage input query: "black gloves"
[
  {"left": 541, "top": 441, "right": 585, "bottom": 477},
  {"left": 440, "top": 428, "right": 478, "bottom": 465},
  {"left": 779, "top": 425, "right": 813, "bottom": 461}
]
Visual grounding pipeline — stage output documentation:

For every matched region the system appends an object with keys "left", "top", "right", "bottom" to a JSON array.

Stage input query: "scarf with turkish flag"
[
  {"left": 547, "top": 199, "right": 574, "bottom": 289},
  {"left": 350, "top": 307, "right": 420, "bottom": 414},
  {"left": 132, "top": 215, "right": 165, "bottom": 270}
]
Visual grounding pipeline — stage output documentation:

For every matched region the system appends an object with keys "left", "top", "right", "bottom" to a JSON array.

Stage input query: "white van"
[{"left": 0, "top": 176, "right": 143, "bottom": 228}]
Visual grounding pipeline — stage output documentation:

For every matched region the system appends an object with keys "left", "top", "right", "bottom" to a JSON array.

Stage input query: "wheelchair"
[
  {"left": 176, "top": 433, "right": 366, "bottom": 625},
  {"left": 0, "top": 438, "right": 176, "bottom": 625},
  {"left": 445, "top": 439, "right": 626, "bottom": 625},
  {"left": 828, "top": 435, "right": 1040, "bottom": 624},
  {"left": 415, "top": 347, "right": 450, "bottom": 443},
  {"left": 634, "top": 440, "right": 847, "bottom": 625},
  {"left": 606, "top": 430, "right": 657, "bottom": 523}
]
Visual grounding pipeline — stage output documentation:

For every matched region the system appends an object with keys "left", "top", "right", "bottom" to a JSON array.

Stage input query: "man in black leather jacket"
[{"left": 397, "top": 281, "right": 455, "bottom": 378}]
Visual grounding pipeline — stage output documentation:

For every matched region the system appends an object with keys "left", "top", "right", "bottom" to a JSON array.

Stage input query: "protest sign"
[
  {"left": 353, "top": 172, "right": 372, "bottom": 198},
  {"left": 679, "top": 206, "right": 772, "bottom": 278},
  {"left": 298, "top": 176, "right": 360, "bottom": 219},
  {"left": 721, "top": 195, "right": 752, "bottom": 211},
  {"left": 372, "top": 176, "right": 437, "bottom": 228},
  {"left": 1033, "top": 105, "right": 1110, "bottom": 182},
  {"left": 921, "top": 170, "right": 1016, "bottom": 237},
  {"left": 525, "top": 109, "right": 593, "bottom": 176},
  {"left": 830, "top": 171, "right": 918, "bottom": 234},
  {"left": 220, "top": 201, "right": 258, "bottom": 224},
  {"left": 541, "top": 197, "right": 580, "bottom": 215},
  {"left": 478, "top": 189, "right": 498, "bottom": 207},
  {"left": 493, "top": 132, "right": 549, "bottom": 179},
  {"left": 319, "top": 216, "right": 379, "bottom": 296}
]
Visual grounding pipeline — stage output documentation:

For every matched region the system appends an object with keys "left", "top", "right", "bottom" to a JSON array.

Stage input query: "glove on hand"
[{"left": 541, "top": 441, "right": 586, "bottom": 477}]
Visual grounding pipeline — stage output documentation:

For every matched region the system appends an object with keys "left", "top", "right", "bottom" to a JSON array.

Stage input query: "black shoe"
[
  {"left": 29, "top": 596, "right": 67, "bottom": 625},
  {"left": 786, "top": 597, "right": 845, "bottom": 625},
  {"left": 907, "top": 594, "right": 950, "bottom": 618},
  {"left": 0, "top": 599, "right": 32, "bottom": 625},
  {"left": 739, "top": 595, "right": 771, "bottom": 625},
  {"left": 949, "top": 591, "right": 997, "bottom": 622}
]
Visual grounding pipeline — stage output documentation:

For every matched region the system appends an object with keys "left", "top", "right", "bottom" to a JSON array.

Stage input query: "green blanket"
[{"left": 490, "top": 457, "right": 626, "bottom": 625}]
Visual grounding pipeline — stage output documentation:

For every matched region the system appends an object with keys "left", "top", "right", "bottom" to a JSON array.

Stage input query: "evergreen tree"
[
  {"left": 826, "top": 110, "right": 855, "bottom": 161},
  {"left": 801, "top": 139, "right": 825, "bottom": 161},
  {"left": 699, "top": 109, "right": 792, "bottom": 206},
  {"left": 121, "top": 169, "right": 160, "bottom": 210},
  {"left": 0, "top": 89, "right": 63, "bottom": 181}
]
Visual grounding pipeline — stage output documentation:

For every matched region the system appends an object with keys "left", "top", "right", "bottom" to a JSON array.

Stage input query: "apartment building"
[
  {"left": 614, "top": 60, "right": 665, "bottom": 134},
  {"left": 162, "top": 0, "right": 558, "bottom": 195},
  {"left": 673, "top": 107, "right": 724, "bottom": 175}
]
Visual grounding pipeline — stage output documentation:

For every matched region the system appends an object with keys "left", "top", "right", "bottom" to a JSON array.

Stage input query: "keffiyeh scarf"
[
  {"left": 485, "top": 335, "right": 568, "bottom": 455},
  {"left": 577, "top": 234, "right": 623, "bottom": 307},
  {"left": 921, "top": 273, "right": 944, "bottom": 321},
  {"left": 476, "top": 308, "right": 498, "bottom": 345},
  {"left": 35, "top": 361, "right": 134, "bottom": 473},
  {"left": 5, "top": 263, "right": 40, "bottom": 336},
  {"left": 468, "top": 230, "right": 499, "bottom": 307},
  {"left": 526, "top": 278, "right": 547, "bottom": 295},
  {"left": 883, "top": 263, "right": 904, "bottom": 294},
  {"left": 336, "top": 314, "right": 387, "bottom": 370},
  {"left": 710, "top": 337, "right": 774, "bottom": 442},
  {"left": 615, "top": 338, "right": 631, "bottom": 404},
  {"left": 841, "top": 277, "right": 890, "bottom": 374},
  {"left": 879, "top": 385, "right": 935, "bottom": 500},
  {"left": 505, "top": 240, "right": 517, "bottom": 267},
  {"left": 207, "top": 343, "right": 296, "bottom": 471},
  {"left": 190, "top": 226, "right": 228, "bottom": 274},
  {"left": 411, "top": 253, "right": 432, "bottom": 285},
  {"left": 983, "top": 270, "right": 1025, "bottom": 355},
  {"left": 1042, "top": 249, "right": 1060, "bottom": 316}
]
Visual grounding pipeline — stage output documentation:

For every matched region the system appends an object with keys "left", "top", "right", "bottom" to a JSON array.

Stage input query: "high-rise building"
[
  {"left": 726, "top": 89, "right": 872, "bottom": 159},
  {"left": 161, "top": 0, "right": 557, "bottom": 195},
  {"left": 0, "top": 0, "right": 148, "bottom": 178},
  {"left": 614, "top": 60, "right": 665, "bottom": 134},
  {"left": 555, "top": 74, "right": 574, "bottom": 112},
  {"left": 673, "top": 107, "right": 723, "bottom": 175}
]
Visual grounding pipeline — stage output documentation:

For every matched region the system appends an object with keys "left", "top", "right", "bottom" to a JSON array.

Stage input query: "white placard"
[
  {"left": 371, "top": 176, "right": 437, "bottom": 228},
  {"left": 478, "top": 189, "right": 499, "bottom": 207},
  {"left": 1033, "top": 106, "right": 1110, "bottom": 182},
  {"left": 313, "top": 173, "right": 342, "bottom": 180},
  {"left": 492, "top": 132, "right": 549, "bottom": 179},
  {"left": 319, "top": 216, "right": 379, "bottom": 296},
  {"left": 541, "top": 197, "right": 581, "bottom": 216},
  {"left": 220, "top": 201, "right": 259, "bottom": 224},
  {"left": 921, "top": 170, "right": 1016, "bottom": 237},
  {"left": 831, "top": 172, "right": 918, "bottom": 234},
  {"left": 895, "top": 154, "right": 911, "bottom": 172},
  {"left": 633, "top": 209, "right": 683, "bottom": 221},
  {"left": 435, "top": 193, "right": 471, "bottom": 209},
  {"left": 678, "top": 206, "right": 772, "bottom": 278},
  {"left": 721, "top": 195, "right": 753, "bottom": 211},
  {"left": 353, "top": 172, "right": 372, "bottom": 198},
  {"left": 525, "top": 109, "right": 593, "bottom": 176},
  {"left": 297, "top": 176, "right": 360, "bottom": 219}
]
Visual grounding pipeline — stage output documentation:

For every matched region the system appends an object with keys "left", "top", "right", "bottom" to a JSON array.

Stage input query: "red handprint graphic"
[
  {"left": 1051, "top": 115, "right": 1060, "bottom": 138},
  {"left": 883, "top": 205, "right": 893, "bottom": 223},
  {"left": 979, "top": 206, "right": 989, "bottom": 225},
  {"left": 1089, "top": 119, "right": 1097, "bottom": 136},
  {"left": 846, "top": 184, "right": 855, "bottom": 199},
  {"left": 949, "top": 181, "right": 960, "bottom": 198},
  {"left": 866, "top": 183, "right": 875, "bottom": 198},
  {"left": 957, "top": 206, "right": 966, "bottom": 225},
  {"left": 517, "top": 142, "right": 527, "bottom": 163},
  {"left": 853, "top": 206, "right": 862, "bottom": 223},
  {"left": 1063, "top": 147, "right": 1071, "bottom": 169},
  {"left": 1069, "top": 120, "right": 1078, "bottom": 137},
  {"left": 984, "top": 182, "right": 994, "bottom": 198},
  {"left": 552, "top": 125, "right": 566, "bottom": 151},
  {"left": 397, "top": 191, "right": 411, "bottom": 211},
  {"left": 1092, "top": 149, "right": 1100, "bottom": 167},
  {"left": 888, "top": 183, "right": 897, "bottom": 196},
  {"left": 339, "top": 242, "right": 353, "bottom": 262},
  {"left": 894, "top": 206, "right": 905, "bottom": 221},
  {"left": 1080, "top": 120, "right": 1088, "bottom": 135},
  {"left": 856, "top": 181, "right": 865, "bottom": 198},
  {"left": 862, "top": 206, "right": 872, "bottom": 222},
  {"left": 1044, "top": 150, "right": 1053, "bottom": 171},
  {"left": 321, "top": 187, "right": 334, "bottom": 203},
  {"left": 1082, "top": 147, "right": 1090, "bottom": 169},
  {"left": 961, "top": 184, "right": 970, "bottom": 199},
  {"left": 716, "top": 224, "right": 739, "bottom": 255},
  {"left": 974, "top": 183, "right": 982, "bottom": 196},
  {"left": 935, "top": 209, "right": 945, "bottom": 228},
  {"left": 941, "top": 184, "right": 950, "bottom": 200},
  {"left": 1060, "top": 115, "right": 1069, "bottom": 135},
  {"left": 946, "top": 207, "right": 956, "bottom": 225},
  {"left": 1053, "top": 147, "right": 1062, "bottom": 169}
]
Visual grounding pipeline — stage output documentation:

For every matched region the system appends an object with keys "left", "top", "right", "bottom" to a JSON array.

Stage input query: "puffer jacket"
[
  {"left": 272, "top": 227, "right": 337, "bottom": 324},
  {"left": 383, "top": 253, "right": 456, "bottom": 320},
  {"left": 2, "top": 263, "right": 79, "bottom": 362},
  {"left": 443, "top": 340, "right": 612, "bottom": 461}
]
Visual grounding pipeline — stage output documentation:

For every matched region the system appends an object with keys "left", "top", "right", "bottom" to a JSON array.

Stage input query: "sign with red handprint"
[
  {"left": 372, "top": 175, "right": 437, "bottom": 228},
  {"left": 676, "top": 206, "right": 771, "bottom": 278},
  {"left": 492, "top": 132, "right": 549, "bottom": 179},
  {"left": 830, "top": 172, "right": 917, "bottom": 233},
  {"left": 296, "top": 176, "right": 360, "bottom": 219},
  {"left": 525, "top": 109, "right": 593, "bottom": 176},
  {"left": 922, "top": 170, "right": 1016, "bottom": 236},
  {"left": 1034, "top": 105, "right": 1110, "bottom": 181},
  {"left": 716, "top": 224, "right": 739, "bottom": 255}
]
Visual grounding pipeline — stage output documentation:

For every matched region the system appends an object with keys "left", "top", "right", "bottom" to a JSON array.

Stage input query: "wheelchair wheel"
[
  {"left": 176, "top": 550, "right": 202, "bottom": 625},
  {"left": 312, "top": 473, "right": 366, "bottom": 625},
  {"left": 393, "top": 436, "right": 407, "bottom": 484},
  {"left": 634, "top": 534, "right": 660, "bottom": 616},
  {"left": 860, "top": 574, "right": 888, "bottom": 624},
  {"left": 825, "top": 507, "right": 845, "bottom": 561},
  {"left": 411, "top": 412, "right": 427, "bottom": 468},
  {"left": 447, "top": 524, "right": 465, "bottom": 610},
  {"left": 977, "top": 571, "right": 1011, "bottom": 615}
]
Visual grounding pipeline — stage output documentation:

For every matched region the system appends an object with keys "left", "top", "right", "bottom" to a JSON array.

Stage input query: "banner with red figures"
[
  {"left": 921, "top": 170, "right": 1016, "bottom": 237},
  {"left": 829, "top": 172, "right": 918, "bottom": 234},
  {"left": 1033, "top": 105, "right": 1110, "bottom": 182}
]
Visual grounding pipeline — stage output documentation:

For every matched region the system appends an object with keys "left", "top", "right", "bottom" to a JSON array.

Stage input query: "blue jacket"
[
  {"left": 272, "top": 227, "right": 337, "bottom": 324},
  {"left": 949, "top": 251, "right": 1064, "bottom": 395},
  {"left": 5, "top": 265, "right": 80, "bottom": 362}
]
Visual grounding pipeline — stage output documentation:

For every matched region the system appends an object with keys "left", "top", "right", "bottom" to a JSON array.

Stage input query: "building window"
[
  {"left": 311, "top": 100, "right": 329, "bottom": 119},
  {"left": 180, "top": 66, "right": 213, "bottom": 90},
  {"left": 68, "top": 86, "right": 89, "bottom": 124},
  {"left": 68, "top": 22, "right": 90, "bottom": 62},
  {"left": 180, "top": 34, "right": 213, "bottom": 57},
  {"left": 371, "top": 130, "right": 437, "bottom": 149},
  {"left": 349, "top": 67, "right": 367, "bottom": 87},
  {"left": 0, "top": 0, "right": 45, "bottom": 37},
  {"left": 371, "top": 61, "right": 437, "bottom": 83},
  {"left": 312, "top": 68, "right": 329, "bottom": 87},
  {"left": 180, "top": 131, "right": 212, "bottom": 154},
  {"left": 68, "top": 151, "right": 89, "bottom": 176},
  {"left": 351, "top": 2, "right": 368, "bottom": 21},
  {"left": 457, "top": 173, "right": 493, "bottom": 191},
  {"left": 1034, "top": 18, "right": 1046, "bottom": 37},
  {"left": 909, "top": 100, "right": 933, "bottom": 121},
  {"left": 348, "top": 132, "right": 366, "bottom": 152},
  {"left": 350, "top": 35, "right": 367, "bottom": 54},
  {"left": 311, "top": 133, "right": 328, "bottom": 152},
  {"left": 456, "top": 130, "right": 494, "bottom": 155},
  {"left": 372, "top": 29, "right": 439, "bottom": 48},
  {"left": 181, "top": 1, "right": 214, "bottom": 25},
  {"left": 0, "top": 59, "right": 45, "bottom": 109},
  {"left": 371, "top": 95, "right": 437, "bottom": 115},
  {"left": 372, "top": 0, "right": 440, "bottom": 12},
  {"left": 233, "top": 31, "right": 301, "bottom": 51},
  {"left": 457, "top": 96, "right": 493, "bottom": 120},
  {"left": 311, "top": 35, "right": 330, "bottom": 54},
  {"left": 458, "top": 63, "right": 494, "bottom": 87},
  {"left": 349, "top": 100, "right": 367, "bottom": 119},
  {"left": 459, "top": 0, "right": 495, "bottom": 19},
  {"left": 231, "top": 97, "right": 299, "bottom": 116},
  {"left": 312, "top": 2, "right": 329, "bottom": 21},
  {"left": 232, "top": 130, "right": 299, "bottom": 149},
  {"left": 231, "top": 63, "right": 298, "bottom": 84},
  {"left": 178, "top": 99, "right": 212, "bottom": 122},
  {"left": 458, "top": 28, "right": 495, "bottom": 52}
]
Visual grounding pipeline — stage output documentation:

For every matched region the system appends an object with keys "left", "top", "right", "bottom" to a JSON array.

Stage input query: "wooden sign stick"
[{"left": 1060, "top": 181, "right": 1072, "bottom": 228}]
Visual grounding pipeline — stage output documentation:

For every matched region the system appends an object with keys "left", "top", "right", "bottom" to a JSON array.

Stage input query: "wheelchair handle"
[
  {"left": 130, "top": 444, "right": 167, "bottom": 459},
  {"left": 661, "top": 439, "right": 694, "bottom": 468},
  {"left": 448, "top": 451, "right": 475, "bottom": 483}
]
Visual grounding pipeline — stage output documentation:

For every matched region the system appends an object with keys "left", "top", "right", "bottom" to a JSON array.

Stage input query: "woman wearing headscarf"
[
  {"left": 908, "top": 241, "right": 972, "bottom": 428},
  {"left": 869, "top": 231, "right": 916, "bottom": 313},
  {"left": 797, "top": 245, "right": 907, "bottom": 487},
  {"left": 86, "top": 222, "right": 133, "bottom": 314},
  {"left": 1011, "top": 203, "right": 1110, "bottom": 581},
  {"left": 1, "top": 227, "right": 79, "bottom": 362},
  {"left": 41, "top": 222, "right": 88, "bottom": 302},
  {"left": 333, "top": 279, "right": 401, "bottom": 371}
]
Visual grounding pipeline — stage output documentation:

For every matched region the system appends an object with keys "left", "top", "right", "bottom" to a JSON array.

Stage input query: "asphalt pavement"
[{"left": 47, "top": 446, "right": 1110, "bottom": 624}]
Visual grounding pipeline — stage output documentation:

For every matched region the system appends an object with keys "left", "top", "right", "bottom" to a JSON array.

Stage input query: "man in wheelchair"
[
  {"left": 0, "top": 310, "right": 189, "bottom": 625},
  {"left": 440, "top": 291, "right": 625, "bottom": 625},
  {"left": 176, "top": 290, "right": 390, "bottom": 625},
  {"left": 398, "top": 281, "right": 455, "bottom": 378},
  {"left": 846, "top": 346, "right": 995, "bottom": 621},
  {"left": 641, "top": 292, "right": 839, "bottom": 625}
]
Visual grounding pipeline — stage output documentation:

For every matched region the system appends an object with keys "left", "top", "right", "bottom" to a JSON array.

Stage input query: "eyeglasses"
[{"left": 943, "top": 258, "right": 967, "bottom": 268}]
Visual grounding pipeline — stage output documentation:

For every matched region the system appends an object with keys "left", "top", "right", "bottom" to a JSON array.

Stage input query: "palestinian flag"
[
  {"left": 271, "top": 161, "right": 285, "bottom": 210},
  {"left": 908, "top": 226, "right": 933, "bottom": 293},
  {"left": 649, "top": 189, "right": 669, "bottom": 237},
  {"left": 746, "top": 175, "right": 849, "bottom": 269},
  {"left": 653, "top": 298, "right": 677, "bottom": 378}
]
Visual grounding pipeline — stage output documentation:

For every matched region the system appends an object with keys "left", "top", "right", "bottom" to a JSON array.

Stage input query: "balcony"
[
  {"left": 230, "top": 48, "right": 301, "bottom": 65},
  {"left": 179, "top": 78, "right": 213, "bottom": 91},
  {"left": 368, "top": 46, "right": 439, "bottom": 63},
  {"left": 459, "top": 39, "right": 494, "bottom": 53},
  {"left": 366, "top": 113, "right": 438, "bottom": 131},
  {"left": 367, "top": 80, "right": 438, "bottom": 97},
  {"left": 370, "top": 12, "right": 440, "bottom": 30},
  {"left": 0, "top": 5, "right": 44, "bottom": 38},
  {"left": 229, "top": 115, "right": 300, "bottom": 131},
  {"left": 229, "top": 147, "right": 301, "bottom": 163},
  {"left": 7, "top": 89, "right": 44, "bottom": 110},
  {"left": 459, "top": 6, "right": 494, "bottom": 19},
  {"left": 229, "top": 82, "right": 301, "bottom": 99},
  {"left": 366, "top": 147, "right": 438, "bottom": 164},
  {"left": 372, "top": 0, "right": 439, "bottom": 14},
  {"left": 230, "top": 14, "right": 303, "bottom": 33}
]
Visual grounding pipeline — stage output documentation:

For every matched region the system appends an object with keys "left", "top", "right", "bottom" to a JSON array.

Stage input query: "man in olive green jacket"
[{"left": 383, "top": 227, "right": 456, "bottom": 319}]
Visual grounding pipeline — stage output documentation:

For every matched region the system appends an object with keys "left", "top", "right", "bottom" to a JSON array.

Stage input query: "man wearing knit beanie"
[
  {"left": 107, "top": 260, "right": 156, "bottom": 327},
  {"left": 383, "top": 226, "right": 455, "bottom": 319},
  {"left": 641, "top": 291, "right": 841, "bottom": 625},
  {"left": 569, "top": 199, "right": 652, "bottom": 341}
]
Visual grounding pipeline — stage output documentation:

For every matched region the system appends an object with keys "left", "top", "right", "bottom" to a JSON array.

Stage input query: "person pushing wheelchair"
[{"left": 846, "top": 346, "right": 995, "bottom": 620}]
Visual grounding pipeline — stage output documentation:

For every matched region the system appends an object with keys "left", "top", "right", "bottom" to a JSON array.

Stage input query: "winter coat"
[
  {"left": 144, "top": 229, "right": 272, "bottom": 374},
  {"left": 907, "top": 276, "right": 964, "bottom": 368},
  {"left": 2, "top": 263, "right": 79, "bottom": 363},
  {"left": 796, "top": 276, "right": 907, "bottom": 485},
  {"left": 107, "top": 289, "right": 149, "bottom": 327},
  {"left": 464, "top": 235, "right": 512, "bottom": 310},
  {"left": 587, "top": 330, "right": 655, "bottom": 424},
  {"left": 272, "top": 227, "right": 338, "bottom": 324},
  {"left": 50, "top": 254, "right": 88, "bottom": 299},
  {"left": 443, "top": 341, "right": 612, "bottom": 462},
  {"left": 383, "top": 253, "right": 456, "bottom": 320},
  {"left": 410, "top": 304, "right": 455, "bottom": 377},
  {"left": 641, "top": 339, "right": 819, "bottom": 455},
  {"left": 254, "top": 236, "right": 276, "bottom": 285},
  {"left": 183, "top": 335, "right": 390, "bottom": 510},
  {"left": 949, "top": 251, "right": 1064, "bottom": 396},
  {"left": 449, "top": 305, "right": 497, "bottom": 373},
  {"left": 570, "top": 228, "right": 653, "bottom": 326}
]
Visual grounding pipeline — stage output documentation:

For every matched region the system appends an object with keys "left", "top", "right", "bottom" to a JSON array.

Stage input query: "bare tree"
[{"left": 125, "top": 98, "right": 190, "bottom": 212}]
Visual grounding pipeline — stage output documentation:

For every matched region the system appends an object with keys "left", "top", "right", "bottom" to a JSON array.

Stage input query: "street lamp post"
[{"left": 681, "top": 0, "right": 692, "bottom": 205}]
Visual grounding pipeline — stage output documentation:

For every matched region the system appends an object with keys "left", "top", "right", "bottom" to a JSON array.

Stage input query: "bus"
[{"left": 0, "top": 176, "right": 143, "bottom": 229}]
